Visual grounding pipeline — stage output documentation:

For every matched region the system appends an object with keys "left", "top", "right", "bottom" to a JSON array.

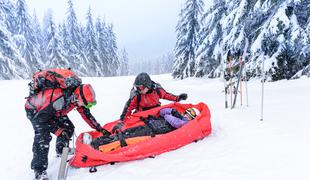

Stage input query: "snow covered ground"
[{"left": 0, "top": 74, "right": 309, "bottom": 180}]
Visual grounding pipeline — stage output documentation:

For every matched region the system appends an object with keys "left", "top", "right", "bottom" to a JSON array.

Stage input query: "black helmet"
[{"left": 134, "top": 72, "right": 152, "bottom": 89}]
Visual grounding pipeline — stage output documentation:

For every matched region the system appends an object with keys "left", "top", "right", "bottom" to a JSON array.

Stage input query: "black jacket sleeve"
[
  {"left": 120, "top": 88, "right": 139, "bottom": 121},
  {"left": 77, "top": 106, "right": 102, "bottom": 131}
]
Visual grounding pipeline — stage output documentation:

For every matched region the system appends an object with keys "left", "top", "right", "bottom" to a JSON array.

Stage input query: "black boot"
[
  {"left": 34, "top": 170, "right": 49, "bottom": 180},
  {"left": 56, "top": 140, "right": 68, "bottom": 156},
  {"left": 55, "top": 130, "right": 71, "bottom": 156}
]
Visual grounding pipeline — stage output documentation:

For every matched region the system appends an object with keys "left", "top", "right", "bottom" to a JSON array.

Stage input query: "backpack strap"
[
  {"left": 49, "top": 70, "right": 62, "bottom": 88},
  {"left": 79, "top": 85, "right": 88, "bottom": 106},
  {"left": 49, "top": 88, "right": 55, "bottom": 103},
  {"left": 136, "top": 93, "right": 141, "bottom": 111},
  {"left": 47, "top": 70, "right": 64, "bottom": 79}
]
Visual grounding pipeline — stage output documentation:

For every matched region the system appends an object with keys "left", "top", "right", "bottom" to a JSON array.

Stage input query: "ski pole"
[
  {"left": 242, "top": 38, "right": 249, "bottom": 107},
  {"left": 231, "top": 38, "right": 249, "bottom": 109},
  {"left": 224, "top": 73, "right": 228, "bottom": 108},
  {"left": 223, "top": 51, "right": 230, "bottom": 109},
  {"left": 239, "top": 56, "right": 243, "bottom": 106},
  {"left": 72, "top": 132, "right": 77, "bottom": 151},
  {"left": 260, "top": 56, "right": 265, "bottom": 121},
  {"left": 245, "top": 73, "right": 249, "bottom": 107},
  {"left": 229, "top": 54, "right": 233, "bottom": 108}
]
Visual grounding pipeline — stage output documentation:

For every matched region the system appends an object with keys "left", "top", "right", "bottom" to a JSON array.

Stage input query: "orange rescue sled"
[{"left": 69, "top": 102, "right": 212, "bottom": 167}]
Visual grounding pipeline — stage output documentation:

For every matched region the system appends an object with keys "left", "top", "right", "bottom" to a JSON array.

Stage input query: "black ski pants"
[{"left": 26, "top": 109, "right": 75, "bottom": 172}]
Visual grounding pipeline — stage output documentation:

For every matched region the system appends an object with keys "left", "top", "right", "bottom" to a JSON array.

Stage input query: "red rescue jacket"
[
  {"left": 25, "top": 88, "right": 101, "bottom": 130},
  {"left": 120, "top": 83, "right": 179, "bottom": 121}
]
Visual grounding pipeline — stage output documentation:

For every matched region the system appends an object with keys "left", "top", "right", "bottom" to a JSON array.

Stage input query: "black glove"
[
  {"left": 100, "top": 128, "right": 111, "bottom": 136},
  {"left": 112, "top": 121, "right": 124, "bottom": 134},
  {"left": 171, "top": 109, "right": 183, "bottom": 119},
  {"left": 178, "top": 93, "right": 188, "bottom": 101}
]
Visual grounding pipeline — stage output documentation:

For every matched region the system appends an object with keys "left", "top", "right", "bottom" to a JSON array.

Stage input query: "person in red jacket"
[
  {"left": 112, "top": 72, "right": 187, "bottom": 133},
  {"left": 25, "top": 84, "right": 109, "bottom": 180}
]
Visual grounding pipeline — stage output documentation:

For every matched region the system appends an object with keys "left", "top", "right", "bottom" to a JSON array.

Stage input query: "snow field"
[{"left": 0, "top": 74, "right": 309, "bottom": 180}]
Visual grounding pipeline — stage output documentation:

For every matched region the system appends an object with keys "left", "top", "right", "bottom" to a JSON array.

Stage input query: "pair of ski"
[
  {"left": 224, "top": 38, "right": 249, "bottom": 109},
  {"left": 57, "top": 147, "right": 73, "bottom": 180},
  {"left": 57, "top": 138, "right": 76, "bottom": 180}
]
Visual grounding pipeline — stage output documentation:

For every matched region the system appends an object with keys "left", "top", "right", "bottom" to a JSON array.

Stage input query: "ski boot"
[
  {"left": 56, "top": 140, "right": 75, "bottom": 157},
  {"left": 56, "top": 147, "right": 75, "bottom": 157},
  {"left": 34, "top": 170, "right": 49, "bottom": 180}
]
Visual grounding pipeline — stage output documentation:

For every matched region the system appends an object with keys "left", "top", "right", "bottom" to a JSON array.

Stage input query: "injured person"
[{"left": 84, "top": 107, "right": 200, "bottom": 152}]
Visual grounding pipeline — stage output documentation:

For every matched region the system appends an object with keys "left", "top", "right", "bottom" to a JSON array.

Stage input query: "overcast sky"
[{"left": 26, "top": 0, "right": 184, "bottom": 62}]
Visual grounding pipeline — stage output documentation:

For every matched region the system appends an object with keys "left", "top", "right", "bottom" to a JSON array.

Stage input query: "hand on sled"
[
  {"left": 177, "top": 93, "right": 188, "bottom": 101},
  {"left": 100, "top": 128, "right": 111, "bottom": 136},
  {"left": 112, "top": 121, "right": 124, "bottom": 134}
]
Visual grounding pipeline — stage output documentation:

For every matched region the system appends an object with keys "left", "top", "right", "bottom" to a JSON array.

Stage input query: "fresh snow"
[{"left": 0, "top": 74, "right": 309, "bottom": 180}]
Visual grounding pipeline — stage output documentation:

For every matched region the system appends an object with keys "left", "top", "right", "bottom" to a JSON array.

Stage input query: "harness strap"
[
  {"left": 116, "top": 132, "right": 128, "bottom": 147},
  {"left": 79, "top": 85, "right": 88, "bottom": 106},
  {"left": 136, "top": 93, "right": 141, "bottom": 111},
  {"left": 49, "top": 88, "right": 55, "bottom": 103}
]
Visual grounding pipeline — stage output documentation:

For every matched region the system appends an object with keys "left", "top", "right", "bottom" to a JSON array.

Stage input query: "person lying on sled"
[
  {"left": 112, "top": 72, "right": 188, "bottom": 133},
  {"left": 159, "top": 107, "right": 200, "bottom": 128},
  {"left": 89, "top": 107, "right": 200, "bottom": 150}
]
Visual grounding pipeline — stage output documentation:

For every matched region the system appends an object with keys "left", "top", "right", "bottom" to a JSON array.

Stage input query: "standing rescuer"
[
  {"left": 112, "top": 72, "right": 188, "bottom": 133},
  {"left": 25, "top": 84, "right": 109, "bottom": 180}
]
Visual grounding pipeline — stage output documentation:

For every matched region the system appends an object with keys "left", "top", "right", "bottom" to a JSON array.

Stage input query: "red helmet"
[{"left": 74, "top": 84, "right": 97, "bottom": 108}]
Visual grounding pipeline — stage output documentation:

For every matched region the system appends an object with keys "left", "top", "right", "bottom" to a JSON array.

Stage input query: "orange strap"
[{"left": 99, "top": 136, "right": 151, "bottom": 153}]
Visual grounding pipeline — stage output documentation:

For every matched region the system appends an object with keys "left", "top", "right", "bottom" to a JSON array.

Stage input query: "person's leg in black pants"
[{"left": 55, "top": 116, "right": 75, "bottom": 155}]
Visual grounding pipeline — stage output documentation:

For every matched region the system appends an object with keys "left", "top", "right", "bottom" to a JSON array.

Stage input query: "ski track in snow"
[{"left": 0, "top": 74, "right": 309, "bottom": 180}]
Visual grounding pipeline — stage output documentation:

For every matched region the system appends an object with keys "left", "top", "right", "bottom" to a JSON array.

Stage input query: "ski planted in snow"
[
  {"left": 57, "top": 146, "right": 75, "bottom": 180},
  {"left": 231, "top": 38, "right": 249, "bottom": 109},
  {"left": 223, "top": 50, "right": 232, "bottom": 108},
  {"left": 57, "top": 147, "right": 69, "bottom": 180},
  {"left": 224, "top": 49, "right": 238, "bottom": 108}
]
